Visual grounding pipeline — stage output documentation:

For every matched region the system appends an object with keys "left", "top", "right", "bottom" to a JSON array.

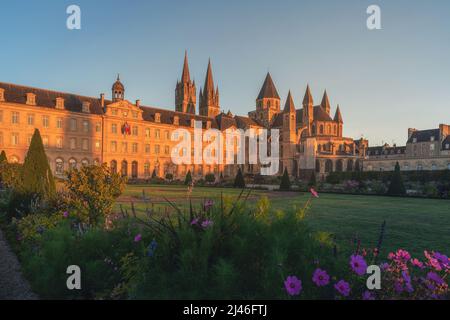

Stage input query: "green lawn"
[{"left": 116, "top": 184, "right": 450, "bottom": 257}]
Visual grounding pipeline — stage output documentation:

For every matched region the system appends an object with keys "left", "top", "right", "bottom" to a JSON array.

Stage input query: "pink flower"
[
  {"left": 350, "top": 255, "right": 367, "bottom": 276},
  {"left": 191, "top": 218, "right": 199, "bottom": 225},
  {"left": 63, "top": 211, "right": 69, "bottom": 218},
  {"left": 334, "top": 280, "right": 351, "bottom": 297},
  {"left": 134, "top": 234, "right": 142, "bottom": 242},
  {"left": 425, "top": 251, "right": 442, "bottom": 271},
  {"left": 310, "top": 188, "right": 319, "bottom": 198},
  {"left": 312, "top": 268, "right": 330, "bottom": 287},
  {"left": 201, "top": 219, "right": 214, "bottom": 229},
  {"left": 410, "top": 258, "right": 424, "bottom": 268},
  {"left": 284, "top": 276, "right": 302, "bottom": 296}
]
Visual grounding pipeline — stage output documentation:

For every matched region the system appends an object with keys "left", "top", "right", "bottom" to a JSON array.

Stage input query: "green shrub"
[
  {"left": 279, "top": 168, "right": 291, "bottom": 191},
  {"left": 387, "top": 162, "right": 406, "bottom": 196},
  {"left": 184, "top": 170, "right": 193, "bottom": 185},
  {"left": 233, "top": 168, "right": 245, "bottom": 188},
  {"left": 205, "top": 173, "right": 216, "bottom": 184}
]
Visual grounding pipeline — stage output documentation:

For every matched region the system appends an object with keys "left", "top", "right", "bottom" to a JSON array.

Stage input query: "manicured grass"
[{"left": 116, "top": 184, "right": 450, "bottom": 257}]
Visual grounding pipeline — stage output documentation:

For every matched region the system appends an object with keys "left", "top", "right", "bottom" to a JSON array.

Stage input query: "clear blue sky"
[{"left": 1, "top": 0, "right": 449, "bottom": 146}]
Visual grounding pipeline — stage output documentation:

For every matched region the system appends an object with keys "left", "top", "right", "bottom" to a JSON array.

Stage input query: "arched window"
[
  {"left": 55, "top": 158, "right": 64, "bottom": 175},
  {"left": 315, "top": 160, "right": 321, "bottom": 173},
  {"left": 325, "top": 159, "right": 333, "bottom": 173},
  {"left": 69, "top": 158, "right": 77, "bottom": 170},
  {"left": 144, "top": 162, "right": 150, "bottom": 177},
  {"left": 327, "top": 124, "right": 331, "bottom": 134},
  {"left": 447, "top": 163, "right": 450, "bottom": 170},
  {"left": 121, "top": 160, "right": 128, "bottom": 177},
  {"left": 431, "top": 163, "right": 437, "bottom": 171},
  {"left": 319, "top": 125, "right": 324, "bottom": 134},
  {"left": 336, "top": 160, "right": 343, "bottom": 172},
  {"left": 334, "top": 125, "right": 337, "bottom": 135},
  {"left": 131, "top": 161, "right": 138, "bottom": 178},
  {"left": 417, "top": 164, "right": 423, "bottom": 171},
  {"left": 318, "top": 144, "right": 322, "bottom": 152},
  {"left": 312, "top": 124, "right": 316, "bottom": 135},
  {"left": 347, "top": 159, "right": 354, "bottom": 172},
  {"left": 110, "top": 160, "right": 117, "bottom": 174}
]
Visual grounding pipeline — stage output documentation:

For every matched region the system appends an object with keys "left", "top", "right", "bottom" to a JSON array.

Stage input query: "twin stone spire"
[{"left": 175, "top": 52, "right": 343, "bottom": 125}]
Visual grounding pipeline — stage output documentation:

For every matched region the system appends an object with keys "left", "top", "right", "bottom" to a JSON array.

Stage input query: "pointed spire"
[
  {"left": 320, "top": 90, "right": 330, "bottom": 111},
  {"left": 117, "top": 74, "right": 120, "bottom": 81},
  {"left": 257, "top": 72, "right": 280, "bottom": 100},
  {"left": 334, "top": 105, "right": 343, "bottom": 123},
  {"left": 303, "top": 84, "right": 313, "bottom": 105},
  {"left": 283, "top": 90, "right": 296, "bottom": 113},
  {"left": 181, "top": 50, "right": 191, "bottom": 83},
  {"left": 204, "top": 58, "right": 215, "bottom": 94}
]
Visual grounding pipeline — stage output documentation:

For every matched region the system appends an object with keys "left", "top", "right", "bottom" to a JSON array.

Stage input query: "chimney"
[
  {"left": 100, "top": 93, "right": 105, "bottom": 107},
  {"left": 136, "top": 99, "right": 141, "bottom": 108},
  {"left": 408, "top": 128, "right": 417, "bottom": 139},
  {"left": 439, "top": 124, "right": 449, "bottom": 140}
]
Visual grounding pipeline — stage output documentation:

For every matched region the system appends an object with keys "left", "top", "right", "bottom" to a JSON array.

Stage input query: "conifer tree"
[
  {"left": 233, "top": 168, "right": 246, "bottom": 188},
  {"left": 21, "top": 129, "right": 55, "bottom": 199},
  {"left": 387, "top": 162, "right": 406, "bottom": 196},
  {"left": 279, "top": 168, "right": 291, "bottom": 191},
  {"left": 0, "top": 150, "right": 7, "bottom": 163},
  {"left": 184, "top": 170, "right": 193, "bottom": 185}
]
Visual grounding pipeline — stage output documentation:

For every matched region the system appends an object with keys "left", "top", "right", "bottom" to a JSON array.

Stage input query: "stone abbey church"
[{"left": 0, "top": 53, "right": 449, "bottom": 180}]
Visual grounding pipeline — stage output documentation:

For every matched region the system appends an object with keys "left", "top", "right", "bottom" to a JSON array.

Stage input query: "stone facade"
[
  {"left": 363, "top": 125, "right": 450, "bottom": 172},
  {"left": 5, "top": 52, "right": 435, "bottom": 181}
]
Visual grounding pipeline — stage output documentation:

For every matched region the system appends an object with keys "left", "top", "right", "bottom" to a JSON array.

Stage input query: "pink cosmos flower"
[
  {"left": 334, "top": 280, "right": 351, "bottom": 297},
  {"left": 312, "top": 268, "right": 330, "bottom": 287},
  {"left": 284, "top": 276, "right": 302, "bottom": 296},
  {"left": 134, "top": 234, "right": 142, "bottom": 242},
  {"left": 350, "top": 255, "right": 367, "bottom": 276},
  {"left": 362, "top": 290, "right": 375, "bottom": 300},
  {"left": 310, "top": 188, "right": 319, "bottom": 198},
  {"left": 410, "top": 258, "right": 424, "bottom": 268},
  {"left": 424, "top": 251, "right": 442, "bottom": 271}
]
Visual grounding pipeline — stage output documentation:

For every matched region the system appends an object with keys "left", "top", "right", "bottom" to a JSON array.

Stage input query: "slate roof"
[
  {"left": 257, "top": 73, "right": 280, "bottom": 100},
  {"left": 407, "top": 129, "right": 440, "bottom": 143}
]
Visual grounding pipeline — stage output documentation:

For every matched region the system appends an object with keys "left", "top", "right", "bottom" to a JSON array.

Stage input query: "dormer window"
[
  {"left": 446, "top": 144, "right": 450, "bottom": 150},
  {"left": 0, "top": 88, "right": 4, "bottom": 102},
  {"left": 155, "top": 113, "right": 161, "bottom": 123},
  {"left": 26, "top": 93, "right": 36, "bottom": 105},
  {"left": 82, "top": 101, "right": 91, "bottom": 113},
  {"left": 173, "top": 116, "right": 179, "bottom": 125},
  {"left": 430, "top": 136, "right": 435, "bottom": 142},
  {"left": 55, "top": 97, "right": 65, "bottom": 109},
  {"left": 412, "top": 138, "right": 417, "bottom": 143}
]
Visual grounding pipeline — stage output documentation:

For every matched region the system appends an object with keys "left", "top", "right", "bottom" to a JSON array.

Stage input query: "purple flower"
[
  {"left": 134, "top": 233, "right": 142, "bottom": 242},
  {"left": 334, "top": 280, "right": 351, "bottom": 297},
  {"left": 362, "top": 290, "right": 375, "bottom": 300},
  {"left": 350, "top": 255, "right": 367, "bottom": 276},
  {"left": 201, "top": 219, "right": 214, "bottom": 229},
  {"left": 405, "top": 282, "right": 414, "bottom": 293},
  {"left": 284, "top": 276, "right": 302, "bottom": 296},
  {"left": 401, "top": 270, "right": 411, "bottom": 283},
  {"left": 433, "top": 252, "right": 449, "bottom": 269},
  {"left": 380, "top": 262, "right": 389, "bottom": 271},
  {"left": 427, "top": 272, "right": 444, "bottom": 285},
  {"left": 312, "top": 268, "right": 330, "bottom": 287},
  {"left": 63, "top": 211, "right": 69, "bottom": 218},
  {"left": 147, "top": 240, "right": 157, "bottom": 257},
  {"left": 394, "top": 280, "right": 403, "bottom": 294},
  {"left": 203, "top": 199, "right": 214, "bottom": 211},
  {"left": 191, "top": 218, "right": 199, "bottom": 225}
]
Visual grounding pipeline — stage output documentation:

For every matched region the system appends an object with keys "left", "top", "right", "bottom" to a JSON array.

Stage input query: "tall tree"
[
  {"left": 279, "top": 168, "right": 291, "bottom": 191},
  {"left": 184, "top": 170, "right": 193, "bottom": 185},
  {"left": 21, "top": 129, "right": 55, "bottom": 199},
  {"left": 0, "top": 150, "right": 7, "bottom": 163},
  {"left": 387, "top": 162, "right": 406, "bottom": 196},
  {"left": 234, "top": 168, "right": 246, "bottom": 188}
]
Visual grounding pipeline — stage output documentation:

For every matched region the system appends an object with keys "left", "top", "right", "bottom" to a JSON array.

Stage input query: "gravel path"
[{"left": 0, "top": 229, "right": 38, "bottom": 300}]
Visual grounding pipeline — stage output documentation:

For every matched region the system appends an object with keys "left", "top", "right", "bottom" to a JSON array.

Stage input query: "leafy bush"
[
  {"left": 387, "top": 162, "right": 406, "bottom": 196},
  {"left": 184, "top": 170, "right": 193, "bottom": 185},
  {"left": 233, "top": 168, "right": 245, "bottom": 188},
  {"left": 65, "top": 164, "right": 126, "bottom": 226},
  {"left": 279, "top": 168, "right": 291, "bottom": 191},
  {"left": 205, "top": 173, "right": 216, "bottom": 184}
]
